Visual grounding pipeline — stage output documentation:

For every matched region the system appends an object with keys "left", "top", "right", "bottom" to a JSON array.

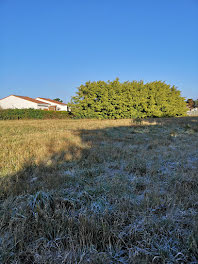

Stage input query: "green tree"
[
  {"left": 187, "top": 99, "right": 195, "bottom": 109},
  {"left": 194, "top": 99, "right": 198, "bottom": 108},
  {"left": 69, "top": 79, "right": 187, "bottom": 119},
  {"left": 54, "top": 98, "right": 63, "bottom": 103}
]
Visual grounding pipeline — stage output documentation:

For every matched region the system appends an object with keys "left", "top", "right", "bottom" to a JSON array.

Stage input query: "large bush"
[
  {"left": 69, "top": 79, "right": 187, "bottom": 119},
  {"left": 0, "top": 109, "right": 71, "bottom": 120}
]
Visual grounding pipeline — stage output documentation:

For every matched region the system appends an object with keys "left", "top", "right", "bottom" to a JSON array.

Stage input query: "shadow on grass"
[
  {"left": 0, "top": 117, "right": 198, "bottom": 263},
  {"left": 1, "top": 116, "right": 198, "bottom": 199},
  {"left": 142, "top": 116, "right": 198, "bottom": 126}
]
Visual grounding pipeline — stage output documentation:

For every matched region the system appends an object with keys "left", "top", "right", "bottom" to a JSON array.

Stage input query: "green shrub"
[
  {"left": 0, "top": 109, "right": 72, "bottom": 120},
  {"left": 69, "top": 79, "right": 187, "bottom": 119}
]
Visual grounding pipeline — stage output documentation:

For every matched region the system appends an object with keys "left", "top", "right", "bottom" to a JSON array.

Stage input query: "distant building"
[
  {"left": 0, "top": 95, "right": 68, "bottom": 111},
  {"left": 36, "top": 97, "right": 68, "bottom": 111},
  {"left": 0, "top": 95, "right": 49, "bottom": 110},
  {"left": 187, "top": 107, "right": 198, "bottom": 116}
]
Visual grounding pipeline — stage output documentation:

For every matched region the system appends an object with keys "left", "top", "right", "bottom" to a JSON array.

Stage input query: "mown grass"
[{"left": 0, "top": 117, "right": 198, "bottom": 263}]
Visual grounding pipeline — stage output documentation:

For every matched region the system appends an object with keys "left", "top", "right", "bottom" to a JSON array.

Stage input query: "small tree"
[
  {"left": 194, "top": 99, "right": 198, "bottom": 108},
  {"left": 187, "top": 99, "right": 195, "bottom": 109},
  {"left": 54, "top": 98, "right": 63, "bottom": 103}
]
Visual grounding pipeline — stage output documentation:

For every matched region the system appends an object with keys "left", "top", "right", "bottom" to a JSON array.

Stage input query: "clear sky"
[{"left": 0, "top": 0, "right": 198, "bottom": 103}]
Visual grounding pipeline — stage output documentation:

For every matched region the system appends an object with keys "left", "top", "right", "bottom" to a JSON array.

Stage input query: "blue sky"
[{"left": 0, "top": 0, "right": 198, "bottom": 103}]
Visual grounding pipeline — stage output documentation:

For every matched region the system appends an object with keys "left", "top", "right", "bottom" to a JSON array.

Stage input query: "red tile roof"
[
  {"left": 37, "top": 97, "right": 67, "bottom": 106},
  {"left": 14, "top": 95, "right": 50, "bottom": 105}
]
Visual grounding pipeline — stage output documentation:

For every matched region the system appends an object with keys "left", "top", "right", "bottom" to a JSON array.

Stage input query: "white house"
[
  {"left": 36, "top": 97, "right": 68, "bottom": 111},
  {"left": 187, "top": 107, "right": 198, "bottom": 116},
  {"left": 0, "top": 95, "right": 49, "bottom": 110}
]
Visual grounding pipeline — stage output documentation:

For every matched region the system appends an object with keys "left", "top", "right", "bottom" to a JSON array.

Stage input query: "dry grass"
[{"left": 0, "top": 117, "right": 198, "bottom": 263}]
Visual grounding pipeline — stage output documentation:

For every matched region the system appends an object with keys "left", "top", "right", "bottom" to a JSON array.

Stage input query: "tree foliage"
[
  {"left": 186, "top": 99, "right": 195, "bottom": 109},
  {"left": 69, "top": 79, "right": 187, "bottom": 119},
  {"left": 0, "top": 109, "right": 72, "bottom": 120},
  {"left": 54, "top": 98, "right": 63, "bottom": 103},
  {"left": 194, "top": 99, "right": 198, "bottom": 108}
]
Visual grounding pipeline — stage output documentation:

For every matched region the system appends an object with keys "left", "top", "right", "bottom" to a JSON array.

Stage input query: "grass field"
[{"left": 0, "top": 118, "right": 198, "bottom": 263}]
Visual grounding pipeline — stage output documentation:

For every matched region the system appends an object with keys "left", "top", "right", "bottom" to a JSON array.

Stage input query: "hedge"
[
  {"left": 69, "top": 79, "right": 187, "bottom": 119},
  {"left": 0, "top": 109, "right": 72, "bottom": 120}
]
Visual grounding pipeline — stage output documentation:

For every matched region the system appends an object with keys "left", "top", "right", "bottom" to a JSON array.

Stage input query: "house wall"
[
  {"left": 37, "top": 104, "right": 49, "bottom": 110},
  {"left": 0, "top": 96, "right": 48, "bottom": 110},
  {"left": 0, "top": 95, "right": 37, "bottom": 109},
  {"left": 36, "top": 98, "right": 68, "bottom": 111},
  {"left": 187, "top": 108, "right": 198, "bottom": 116}
]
